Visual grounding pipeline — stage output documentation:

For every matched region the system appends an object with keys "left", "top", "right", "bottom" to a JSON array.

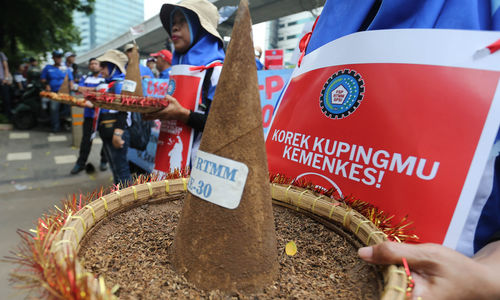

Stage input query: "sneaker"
[
  {"left": 70, "top": 164, "right": 85, "bottom": 175},
  {"left": 100, "top": 162, "right": 108, "bottom": 171}
]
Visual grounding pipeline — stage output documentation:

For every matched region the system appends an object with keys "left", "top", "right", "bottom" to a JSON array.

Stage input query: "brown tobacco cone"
[
  {"left": 171, "top": 0, "right": 278, "bottom": 293},
  {"left": 58, "top": 74, "right": 70, "bottom": 94},
  {"left": 122, "top": 44, "right": 143, "bottom": 97}
]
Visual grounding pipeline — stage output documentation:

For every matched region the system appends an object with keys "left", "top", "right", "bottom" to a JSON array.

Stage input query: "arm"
[
  {"left": 2, "top": 59, "right": 11, "bottom": 84},
  {"left": 40, "top": 67, "right": 50, "bottom": 91},
  {"left": 142, "top": 94, "right": 190, "bottom": 123},
  {"left": 68, "top": 70, "right": 74, "bottom": 91},
  {"left": 358, "top": 241, "right": 500, "bottom": 300},
  {"left": 112, "top": 112, "right": 128, "bottom": 149}
]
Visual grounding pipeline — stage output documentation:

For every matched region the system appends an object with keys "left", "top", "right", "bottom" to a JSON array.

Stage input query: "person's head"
[
  {"left": 52, "top": 50, "right": 63, "bottom": 65},
  {"left": 65, "top": 52, "right": 76, "bottom": 64},
  {"left": 255, "top": 46, "right": 262, "bottom": 59},
  {"left": 160, "top": 0, "right": 222, "bottom": 54},
  {"left": 170, "top": 9, "right": 192, "bottom": 53},
  {"left": 150, "top": 50, "right": 172, "bottom": 71},
  {"left": 17, "top": 64, "right": 25, "bottom": 73},
  {"left": 146, "top": 57, "right": 156, "bottom": 69},
  {"left": 123, "top": 43, "right": 137, "bottom": 60},
  {"left": 88, "top": 58, "right": 101, "bottom": 75},
  {"left": 28, "top": 57, "right": 38, "bottom": 66},
  {"left": 96, "top": 50, "right": 127, "bottom": 79}
]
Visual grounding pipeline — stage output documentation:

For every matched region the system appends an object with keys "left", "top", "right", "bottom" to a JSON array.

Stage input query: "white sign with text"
[{"left": 188, "top": 150, "right": 249, "bottom": 209}]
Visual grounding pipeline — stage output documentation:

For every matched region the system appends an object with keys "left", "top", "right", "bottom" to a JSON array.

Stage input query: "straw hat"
[
  {"left": 97, "top": 50, "right": 128, "bottom": 74},
  {"left": 160, "top": 0, "right": 222, "bottom": 43}
]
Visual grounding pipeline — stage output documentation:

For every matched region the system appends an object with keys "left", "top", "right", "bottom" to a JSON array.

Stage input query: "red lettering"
[
  {"left": 159, "top": 82, "right": 168, "bottom": 95},
  {"left": 262, "top": 104, "right": 274, "bottom": 128},
  {"left": 154, "top": 82, "right": 160, "bottom": 95},
  {"left": 147, "top": 80, "right": 154, "bottom": 94},
  {"left": 265, "top": 75, "right": 284, "bottom": 100}
]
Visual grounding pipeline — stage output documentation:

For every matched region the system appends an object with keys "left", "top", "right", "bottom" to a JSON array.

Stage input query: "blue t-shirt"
[
  {"left": 79, "top": 74, "right": 106, "bottom": 118},
  {"left": 40, "top": 65, "right": 74, "bottom": 92},
  {"left": 255, "top": 58, "right": 264, "bottom": 70},
  {"left": 159, "top": 67, "right": 171, "bottom": 80},
  {"left": 140, "top": 64, "right": 155, "bottom": 78}
]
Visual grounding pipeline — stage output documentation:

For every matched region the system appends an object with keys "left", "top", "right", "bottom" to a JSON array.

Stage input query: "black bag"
[{"left": 128, "top": 112, "right": 152, "bottom": 151}]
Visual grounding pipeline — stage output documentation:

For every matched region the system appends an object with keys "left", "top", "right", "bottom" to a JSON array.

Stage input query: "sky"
[{"left": 144, "top": 0, "right": 267, "bottom": 48}]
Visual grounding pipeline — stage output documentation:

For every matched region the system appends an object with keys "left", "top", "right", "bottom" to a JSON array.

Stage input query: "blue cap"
[{"left": 52, "top": 50, "right": 64, "bottom": 57}]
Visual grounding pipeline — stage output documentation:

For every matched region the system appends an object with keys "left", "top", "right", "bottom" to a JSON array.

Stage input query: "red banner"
[
  {"left": 265, "top": 49, "right": 284, "bottom": 70},
  {"left": 154, "top": 66, "right": 205, "bottom": 173},
  {"left": 266, "top": 29, "right": 500, "bottom": 247}
]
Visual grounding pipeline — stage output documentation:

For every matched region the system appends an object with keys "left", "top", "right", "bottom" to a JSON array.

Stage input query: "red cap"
[{"left": 150, "top": 49, "right": 172, "bottom": 64}]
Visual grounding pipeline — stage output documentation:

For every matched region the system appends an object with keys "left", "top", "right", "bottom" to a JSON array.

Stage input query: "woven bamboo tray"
[
  {"left": 40, "top": 91, "right": 86, "bottom": 107},
  {"left": 84, "top": 91, "right": 168, "bottom": 113},
  {"left": 50, "top": 179, "right": 409, "bottom": 299}
]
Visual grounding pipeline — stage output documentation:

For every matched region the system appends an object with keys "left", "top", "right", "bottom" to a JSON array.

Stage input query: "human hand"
[
  {"left": 358, "top": 242, "right": 500, "bottom": 300},
  {"left": 142, "top": 95, "right": 190, "bottom": 123},
  {"left": 83, "top": 100, "right": 94, "bottom": 108},
  {"left": 112, "top": 129, "right": 124, "bottom": 149}
]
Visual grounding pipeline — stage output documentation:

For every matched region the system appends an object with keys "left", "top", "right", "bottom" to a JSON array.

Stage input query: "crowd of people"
[{"left": 70, "top": 0, "right": 223, "bottom": 186}]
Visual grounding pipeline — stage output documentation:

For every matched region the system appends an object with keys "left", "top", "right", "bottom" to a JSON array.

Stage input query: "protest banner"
[
  {"left": 128, "top": 70, "right": 291, "bottom": 172},
  {"left": 153, "top": 65, "right": 205, "bottom": 175},
  {"left": 258, "top": 69, "right": 292, "bottom": 136},
  {"left": 265, "top": 49, "right": 284, "bottom": 70},
  {"left": 266, "top": 29, "right": 500, "bottom": 247}
]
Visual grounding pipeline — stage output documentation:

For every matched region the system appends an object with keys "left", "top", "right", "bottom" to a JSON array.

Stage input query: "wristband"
[{"left": 113, "top": 132, "right": 123, "bottom": 137}]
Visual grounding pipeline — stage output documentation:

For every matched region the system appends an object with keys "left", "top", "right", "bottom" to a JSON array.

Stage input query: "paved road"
[{"left": 0, "top": 127, "right": 113, "bottom": 299}]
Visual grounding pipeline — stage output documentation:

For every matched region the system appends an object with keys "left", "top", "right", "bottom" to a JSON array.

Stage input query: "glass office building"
[
  {"left": 266, "top": 7, "right": 322, "bottom": 66},
  {"left": 73, "top": 0, "right": 144, "bottom": 54}
]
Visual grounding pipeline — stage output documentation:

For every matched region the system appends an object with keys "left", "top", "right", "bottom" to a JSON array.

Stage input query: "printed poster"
[
  {"left": 265, "top": 29, "right": 500, "bottom": 247},
  {"left": 154, "top": 65, "right": 205, "bottom": 174},
  {"left": 128, "top": 70, "right": 292, "bottom": 172},
  {"left": 258, "top": 69, "right": 293, "bottom": 137}
]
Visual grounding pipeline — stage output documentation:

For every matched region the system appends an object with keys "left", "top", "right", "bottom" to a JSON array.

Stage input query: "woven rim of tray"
[
  {"left": 39, "top": 91, "right": 86, "bottom": 107},
  {"left": 50, "top": 179, "right": 408, "bottom": 300},
  {"left": 84, "top": 91, "right": 168, "bottom": 113}
]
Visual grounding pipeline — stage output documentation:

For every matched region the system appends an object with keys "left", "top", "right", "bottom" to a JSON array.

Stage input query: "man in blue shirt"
[
  {"left": 255, "top": 46, "right": 264, "bottom": 70},
  {"left": 40, "top": 50, "right": 74, "bottom": 132},
  {"left": 70, "top": 58, "right": 107, "bottom": 175},
  {"left": 150, "top": 49, "right": 172, "bottom": 79},
  {"left": 124, "top": 43, "right": 155, "bottom": 79}
]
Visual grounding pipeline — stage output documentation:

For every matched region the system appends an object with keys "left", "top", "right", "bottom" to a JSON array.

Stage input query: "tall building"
[
  {"left": 266, "top": 8, "right": 322, "bottom": 66},
  {"left": 73, "top": 0, "right": 144, "bottom": 54}
]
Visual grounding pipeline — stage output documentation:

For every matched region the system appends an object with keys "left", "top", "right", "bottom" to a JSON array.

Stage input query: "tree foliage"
[{"left": 0, "top": 0, "right": 95, "bottom": 65}]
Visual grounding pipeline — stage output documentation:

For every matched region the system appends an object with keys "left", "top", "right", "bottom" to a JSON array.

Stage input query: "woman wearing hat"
[
  {"left": 95, "top": 49, "right": 133, "bottom": 185},
  {"left": 143, "top": 0, "right": 225, "bottom": 175}
]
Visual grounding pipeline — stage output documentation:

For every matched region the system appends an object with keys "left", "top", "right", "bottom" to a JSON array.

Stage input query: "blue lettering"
[
  {"left": 196, "top": 158, "right": 239, "bottom": 182},
  {"left": 196, "top": 157, "right": 204, "bottom": 170}
]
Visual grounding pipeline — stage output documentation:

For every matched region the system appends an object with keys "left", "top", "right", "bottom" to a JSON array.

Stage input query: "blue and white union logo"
[
  {"left": 319, "top": 69, "right": 365, "bottom": 119},
  {"left": 167, "top": 78, "right": 176, "bottom": 96}
]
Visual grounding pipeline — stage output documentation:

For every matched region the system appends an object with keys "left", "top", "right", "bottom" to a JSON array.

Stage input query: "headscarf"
[
  {"left": 170, "top": 7, "right": 225, "bottom": 66},
  {"left": 307, "top": 0, "right": 500, "bottom": 55},
  {"left": 104, "top": 62, "right": 125, "bottom": 83}
]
